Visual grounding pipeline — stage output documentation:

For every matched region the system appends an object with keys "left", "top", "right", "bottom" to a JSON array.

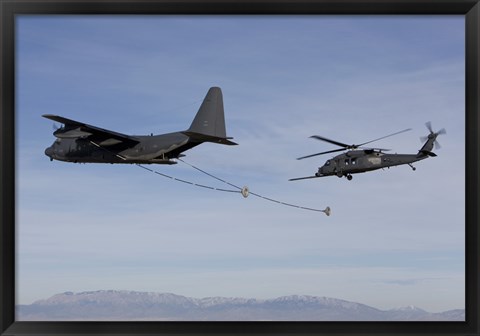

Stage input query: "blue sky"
[{"left": 16, "top": 15, "right": 464, "bottom": 314}]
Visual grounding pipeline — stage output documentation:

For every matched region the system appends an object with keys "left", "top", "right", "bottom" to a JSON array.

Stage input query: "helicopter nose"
[{"left": 45, "top": 146, "right": 54, "bottom": 158}]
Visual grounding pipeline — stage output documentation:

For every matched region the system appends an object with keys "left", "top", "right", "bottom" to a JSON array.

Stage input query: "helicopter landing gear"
[
  {"left": 346, "top": 174, "right": 353, "bottom": 181},
  {"left": 408, "top": 163, "right": 416, "bottom": 171}
]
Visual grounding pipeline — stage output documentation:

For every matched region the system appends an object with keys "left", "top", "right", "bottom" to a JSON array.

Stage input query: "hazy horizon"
[
  {"left": 21, "top": 289, "right": 465, "bottom": 312},
  {"left": 16, "top": 289, "right": 465, "bottom": 321}
]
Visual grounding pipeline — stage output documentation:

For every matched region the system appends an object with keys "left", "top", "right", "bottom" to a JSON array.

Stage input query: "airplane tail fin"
[{"left": 183, "top": 87, "right": 237, "bottom": 145}]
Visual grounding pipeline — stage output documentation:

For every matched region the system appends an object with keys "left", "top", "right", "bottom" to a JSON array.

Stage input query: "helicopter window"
[
  {"left": 325, "top": 160, "right": 330, "bottom": 166},
  {"left": 345, "top": 159, "right": 349, "bottom": 166},
  {"left": 54, "top": 139, "right": 61, "bottom": 145},
  {"left": 352, "top": 158, "right": 357, "bottom": 165}
]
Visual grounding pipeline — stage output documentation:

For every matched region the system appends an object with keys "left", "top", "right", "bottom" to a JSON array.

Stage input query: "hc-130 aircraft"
[
  {"left": 43, "top": 87, "right": 237, "bottom": 164},
  {"left": 290, "top": 122, "right": 446, "bottom": 181}
]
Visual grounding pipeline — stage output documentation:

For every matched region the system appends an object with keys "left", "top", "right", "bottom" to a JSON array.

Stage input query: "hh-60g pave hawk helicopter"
[
  {"left": 43, "top": 87, "right": 237, "bottom": 164},
  {"left": 290, "top": 122, "right": 446, "bottom": 181}
]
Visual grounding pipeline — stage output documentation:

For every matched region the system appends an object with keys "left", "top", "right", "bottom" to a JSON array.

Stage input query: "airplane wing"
[{"left": 43, "top": 114, "right": 139, "bottom": 147}]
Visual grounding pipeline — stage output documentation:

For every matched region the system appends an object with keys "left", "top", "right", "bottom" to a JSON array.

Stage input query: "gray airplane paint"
[{"left": 43, "top": 87, "right": 237, "bottom": 164}]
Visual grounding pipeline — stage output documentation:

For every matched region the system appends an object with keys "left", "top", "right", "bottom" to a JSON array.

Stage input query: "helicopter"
[{"left": 289, "top": 122, "right": 446, "bottom": 181}]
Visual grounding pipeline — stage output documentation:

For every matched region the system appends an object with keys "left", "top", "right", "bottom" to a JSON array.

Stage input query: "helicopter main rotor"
[{"left": 297, "top": 128, "right": 412, "bottom": 160}]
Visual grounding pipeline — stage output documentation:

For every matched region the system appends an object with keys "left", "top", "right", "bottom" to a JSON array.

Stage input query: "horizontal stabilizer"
[
  {"left": 182, "top": 131, "right": 238, "bottom": 146},
  {"left": 419, "top": 150, "right": 437, "bottom": 157}
]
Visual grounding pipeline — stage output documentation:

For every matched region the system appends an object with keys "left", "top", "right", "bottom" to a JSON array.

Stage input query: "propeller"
[
  {"left": 297, "top": 128, "right": 412, "bottom": 160},
  {"left": 420, "top": 121, "right": 446, "bottom": 149}
]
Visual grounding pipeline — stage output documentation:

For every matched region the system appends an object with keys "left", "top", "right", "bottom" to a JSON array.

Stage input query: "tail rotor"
[{"left": 420, "top": 121, "right": 446, "bottom": 150}]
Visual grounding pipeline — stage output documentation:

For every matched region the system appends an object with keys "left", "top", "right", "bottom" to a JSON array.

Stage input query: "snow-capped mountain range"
[{"left": 16, "top": 290, "right": 465, "bottom": 321}]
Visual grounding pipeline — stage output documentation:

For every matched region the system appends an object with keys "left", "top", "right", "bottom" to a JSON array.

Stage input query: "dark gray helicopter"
[
  {"left": 290, "top": 122, "right": 446, "bottom": 181},
  {"left": 43, "top": 87, "right": 237, "bottom": 164}
]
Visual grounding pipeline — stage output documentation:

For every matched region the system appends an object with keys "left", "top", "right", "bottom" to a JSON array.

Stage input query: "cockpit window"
[
  {"left": 54, "top": 139, "right": 62, "bottom": 145},
  {"left": 325, "top": 160, "right": 330, "bottom": 166}
]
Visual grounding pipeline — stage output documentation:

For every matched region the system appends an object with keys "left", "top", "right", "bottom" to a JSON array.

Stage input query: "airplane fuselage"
[{"left": 44, "top": 132, "right": 198, "bottom": 164}]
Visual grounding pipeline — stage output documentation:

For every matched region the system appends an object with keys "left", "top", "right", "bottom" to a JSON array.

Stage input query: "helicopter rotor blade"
[
  {"left": 423, "top": 121, "right": 446, "bottom": 133},
  {"left": 309, "top": 135, "right": 350, "bottom": 148},
  {"left": 303, "top": 128, "right": 411, "bottom": 160},
  {"left": 358, "top": 128, "right": 412, "bottom": 147},
  {"left": 425, "top": 122, "right": 446, "bottom": 136},
  {"left": 421, "top": 123, "right": 446, "bottom": 146},
  {"left": 425, "top": 121, "right": 433, "bottom": 133},
  {"left": 359, "top": 147, "right": 391, "bottom": 152},
  {"left": 297, "top": 148, "right": 346, "bottom": 160}
]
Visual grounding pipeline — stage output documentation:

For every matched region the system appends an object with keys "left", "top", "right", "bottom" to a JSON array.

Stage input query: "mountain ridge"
[{"left": 17, "top": 290, "right": 465, "bottom": 321}]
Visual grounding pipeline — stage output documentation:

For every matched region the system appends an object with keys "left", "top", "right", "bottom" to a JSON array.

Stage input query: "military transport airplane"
[{"left": 43, "top": 87, "right": 237, "bottom": 164}]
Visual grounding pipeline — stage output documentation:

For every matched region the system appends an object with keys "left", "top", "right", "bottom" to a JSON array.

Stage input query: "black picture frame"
[{"left": 1, "top": 1, "right": 478, "bottom": 335}]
